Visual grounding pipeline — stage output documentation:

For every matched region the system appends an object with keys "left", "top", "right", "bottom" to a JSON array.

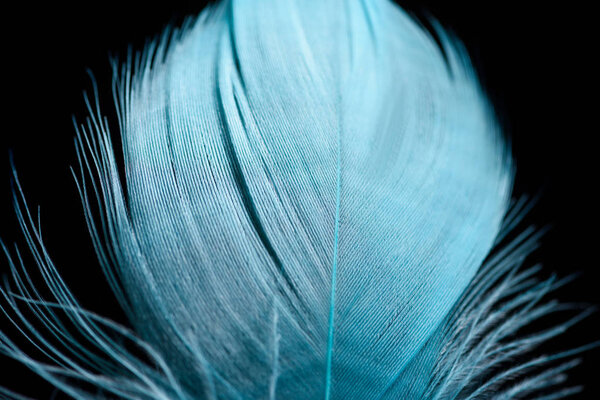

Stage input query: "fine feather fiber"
[{"left": 0, "top": 0, "right": 594, "bottom": 399}]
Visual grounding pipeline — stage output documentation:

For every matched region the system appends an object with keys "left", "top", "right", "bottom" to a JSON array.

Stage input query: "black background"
[{"left": 1, "top": 1, "right": 598, "bottom": 398}]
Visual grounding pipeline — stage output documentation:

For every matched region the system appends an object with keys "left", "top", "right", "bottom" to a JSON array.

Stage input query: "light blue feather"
[
  {"left": 103, "top": 1, "right": 511, "bottom": 397},
  {"left": 0, "top": 0, "right": 594, "bottom": 399}
]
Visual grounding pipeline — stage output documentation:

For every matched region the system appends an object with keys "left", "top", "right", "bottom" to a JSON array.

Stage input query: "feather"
[{"left": 0, "top": 0, "right": 594, "bottom": 399}]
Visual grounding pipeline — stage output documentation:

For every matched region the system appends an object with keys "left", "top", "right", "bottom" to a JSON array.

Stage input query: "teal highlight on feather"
[{"left": 0, "top": 0, "right": 594, "bottom": 399}]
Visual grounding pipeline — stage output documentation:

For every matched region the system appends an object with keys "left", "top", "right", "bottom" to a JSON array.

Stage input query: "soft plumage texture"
[{"left": 0, "top": 0, "right": 591, "bottom": 399}]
